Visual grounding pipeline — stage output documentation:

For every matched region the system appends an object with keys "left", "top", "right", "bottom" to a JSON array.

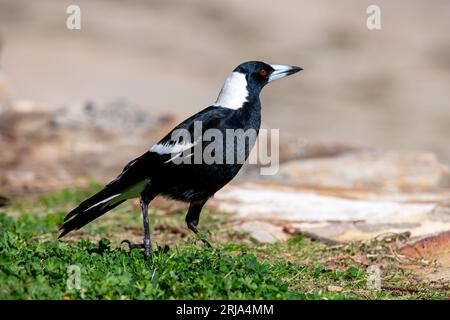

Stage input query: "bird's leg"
[
  {"left": 186, "top": 198, "right": 212, "bottom": 247},
  {"left": 121, "top": 195, "right": 153, "bottom": 259},
  {"left": 140, "top": 198, "right": 152, "bottom": 259}
]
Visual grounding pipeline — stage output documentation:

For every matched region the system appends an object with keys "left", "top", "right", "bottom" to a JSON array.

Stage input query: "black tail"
[
  {"left": 59, "top": 178, "right": 137, "bottom": 238},
  {"left": 58, "top": 151, "right": 157, "bottom": 238},
  {"left": 59, "top": 198, "right": 126, "bottom": 238}
]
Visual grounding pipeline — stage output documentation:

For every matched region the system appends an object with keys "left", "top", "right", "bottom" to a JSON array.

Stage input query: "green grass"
[{"left": 0, "top": 185, "right": 448, "bottom": 300}]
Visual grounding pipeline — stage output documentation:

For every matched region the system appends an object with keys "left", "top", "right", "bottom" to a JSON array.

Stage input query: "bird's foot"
[
  {"left": 197, "top": 235, "right": 213, "bottom": 248},
  {"left": 121, "top": 240, "right": 152, "bottom": 259},
  {"left": 121, "top": 240, "right": 144, "bottom": 249},
  {"left": 187, "top": 223, "right": 213, "bottom": 248},
  {"left": 202, "top": 238, "right": 213, "bottom": 248}
]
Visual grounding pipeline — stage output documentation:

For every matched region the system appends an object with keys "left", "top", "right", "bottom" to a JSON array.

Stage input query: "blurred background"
[
  {"left": 1, "top": 1, "right": 450, "bottom": 277},
  {"left": 0, "top": 0, "right": 450, "bottom": 194}
]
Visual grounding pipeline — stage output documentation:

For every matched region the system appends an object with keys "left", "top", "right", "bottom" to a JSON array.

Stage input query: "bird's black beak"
[{"left": 268, "top": 64, "right": 303, "bottom": 82}]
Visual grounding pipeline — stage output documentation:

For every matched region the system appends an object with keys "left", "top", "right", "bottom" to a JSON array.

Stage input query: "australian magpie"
[{"left": 59, "top": 61, "right": 302, "bottom": 258}]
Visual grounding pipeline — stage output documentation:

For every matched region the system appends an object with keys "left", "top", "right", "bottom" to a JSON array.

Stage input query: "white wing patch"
[
  {"left": 164, "top": 152, "right": 193, "bottom": 163},
  {"left": 150, "top": 141, "right": 197, "bottom": 155},
  {"left": 150, "top": 139, "right": 202, "bottom": 155},
  {"left": 213, "top": 71, "right": 248, "bottom": 110}
]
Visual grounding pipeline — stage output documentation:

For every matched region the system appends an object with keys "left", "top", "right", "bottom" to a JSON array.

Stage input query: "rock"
[
  {"left": 327, "top": 285, "right": 343, "bottom": 292},
  {"left": 399, "top": 231, "right": 450, "bottom": 282},
  {"left": 51, "top": 99, "right": 166, "bottom": 133},
  {"left": 431, "top": 205, "right": 450, "bottom": 222},
  {"left": 278, "top": 138, "right": 359, "bottom": 162},
  {"left": 0, "top": 99, "right": 177, "bottom": 195},
  {"left": 399, "top": 230, "right": 450, "bottom": 263},
  {"left": 219, "top": 184, "right": 434, "bottom": 222},
  {"left": 236, "top": 221, "right": 288, "bottom": 243},
  {"left": 213, "top": 181, "right": 450, "bottom": 243},
  {"left": 278, "top": 150, "right": 450, "bottom": 190}
]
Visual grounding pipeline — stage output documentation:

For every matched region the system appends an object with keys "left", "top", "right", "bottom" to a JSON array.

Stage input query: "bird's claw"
[
  {"left": 121, "top": 239, "right": 144, "bottom": 249},
  {"left": 121, "top": 240, "right": 152, "bottom": 259},
  {"left": 202, "top": 239, "right": 212, "bottom": 248},
  {"left": 198, "top": 235, "right": 213, "bottom": 248},
  {"left": 122, "top": 240, "right": 152, "bottom": 259}
]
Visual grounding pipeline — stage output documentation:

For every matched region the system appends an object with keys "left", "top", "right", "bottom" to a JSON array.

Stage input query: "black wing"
[{"left": 153, "top": 106, "right": 233, "bottom": 147}]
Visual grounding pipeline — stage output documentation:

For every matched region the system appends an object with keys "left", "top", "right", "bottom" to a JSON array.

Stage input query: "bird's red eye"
[{"left": 259, "top": 68, "right": 267, "bottom": 77}]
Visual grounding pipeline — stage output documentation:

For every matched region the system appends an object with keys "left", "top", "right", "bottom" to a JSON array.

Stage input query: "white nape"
[{"left": 213, "top": 72, "right": 248, "bottom": 110}]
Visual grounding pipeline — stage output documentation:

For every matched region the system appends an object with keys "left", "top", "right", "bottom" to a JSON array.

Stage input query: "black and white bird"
[{"left": 59, "top": 61, "right": 302, "bottom": 258}]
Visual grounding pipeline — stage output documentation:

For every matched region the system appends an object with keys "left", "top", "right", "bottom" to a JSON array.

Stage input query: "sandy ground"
[{"left": 0, "top": 0, "right": 450, "bottom": 164}]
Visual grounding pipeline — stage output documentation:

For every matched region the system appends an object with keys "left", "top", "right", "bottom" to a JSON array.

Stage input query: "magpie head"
[
  {"left": 215, "top": 61, "right": 302, "bottom": 110},
  {"left": 235, "top": 61, "right": 302, "bottom": 90}
]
